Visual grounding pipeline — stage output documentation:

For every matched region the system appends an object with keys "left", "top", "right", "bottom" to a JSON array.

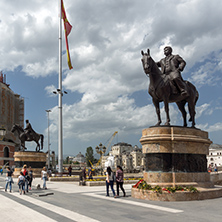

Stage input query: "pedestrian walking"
[
  {"left": 208, "top": 164, "right": 212, "bottom": 172},
  {"left": 116, "top": 165, "right": 126, "bottom": 197},
  {"left": 214, "top": 164, "right": 218, "bottom": 173},
  {"left": 21, "top": 164, "right": 29, "bottom": 193},
  {"left": 41, "top": 167, "right": 49, "bottom": 189},
  {"left": 28, "top": 166, "right": 34, "bottom": 190},
  {"left": 88, "top": 166, "right": 93, "bottom": 179},
  {"left": 68, "top": 165, "right": 72, "bottom": 176},
  {"left": 106, "top": 167, "right": 116, "bottom": 197},
  {"left": 17, "top": 172, "right": 25, "bottom": 195},
  {"left": 0, "top": 166, "right": 3, "bottom": 175},
  {"left": 5, "top": 166, "right": 14, "bottom": 192}
]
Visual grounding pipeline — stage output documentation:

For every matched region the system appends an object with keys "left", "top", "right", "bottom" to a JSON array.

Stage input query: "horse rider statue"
[
  {"left": 156, "top": 46, "right": 188, "bottom": 96},
  {"left": 11, "top": 120, "right": 44, "bottom": 152},
  {"left": 24, "top": 119, "right": 36, "bottom": 140}
]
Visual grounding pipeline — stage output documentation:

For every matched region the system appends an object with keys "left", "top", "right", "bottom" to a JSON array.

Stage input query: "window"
[{"left": 4, "top": 147, "right": 9, "bottom": 165}]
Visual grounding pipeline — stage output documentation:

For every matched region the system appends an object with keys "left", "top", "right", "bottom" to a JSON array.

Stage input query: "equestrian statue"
[
  {"left": 141, "top": 47, "right": 199, "bottom": 127},
  {"left": 11, "top": 119, "right": 44, "bottom": 152}
]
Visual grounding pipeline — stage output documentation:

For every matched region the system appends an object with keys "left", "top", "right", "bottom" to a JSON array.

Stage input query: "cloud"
[
  {"left": 207, "top": 122, "right": 222, "bottom": 133},
  {"left": 45, "top": 85, "right": 57, "bottom": 97},
  {"left": 188, "top": 53, "right": 222, "bottom": 88},
  {"left": 195, "top": 103, "right": 211, "bottom": 119}
]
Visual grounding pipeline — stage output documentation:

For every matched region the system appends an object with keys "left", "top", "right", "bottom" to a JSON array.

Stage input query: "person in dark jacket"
[
  {"left": 106, "top": 166, "right": 116, "bottom": 197},
  {"left": 116, "top": 165, "right": 126, "bottom": 197},
  {"left": 5, "top": 166, "right": 13, "bottom": 192},
  {"left": 156, "top": 46, "right": 188, "bottom": 96}
]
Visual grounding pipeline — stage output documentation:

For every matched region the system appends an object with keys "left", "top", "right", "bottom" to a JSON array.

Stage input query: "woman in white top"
[
  {"left": 106, "top": 166, "right": 116, "bottom": 197},
  {"left": 17, "top": 172, "right": 25, "bottom": 195},
  {"left": 41, "top": 167, "right": 48, "bottom": 189}
]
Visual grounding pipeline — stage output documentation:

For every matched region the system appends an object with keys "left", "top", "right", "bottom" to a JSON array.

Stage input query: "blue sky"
[{"left": 1, "top": 0, "right": 222, "bottom": 157}]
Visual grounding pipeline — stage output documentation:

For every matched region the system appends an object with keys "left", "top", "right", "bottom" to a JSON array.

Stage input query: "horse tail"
[
  {"left": 186, "top": 81, "right": 199, "bottom": 122},
  {"left": 40, "top": 134, "right": 44, "bottom": 149},
  {"left": 195, "top": 90, "right": 199, "bottom": 105}
]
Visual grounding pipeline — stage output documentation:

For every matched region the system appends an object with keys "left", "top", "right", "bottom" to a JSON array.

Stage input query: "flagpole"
[{"left": 58, "top": 0, "right": 63, "bottom": 173}]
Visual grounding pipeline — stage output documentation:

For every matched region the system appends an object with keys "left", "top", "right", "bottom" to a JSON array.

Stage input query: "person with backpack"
[
  {"left": 5, "top": 166, "right": 14, "bottom": 192},
  {"left": 21, "top": 164, "right": 30, "bottom": 193},
  {"left": 106, "top": 166, "right": 116, "bottom": 197},
  {"left": 88, "top": 166, "right": 93, "bottom": 179},
  {"left": 28, "top": 166, "right": 34, "bottom": 190},
  {"left": 68, "top": 165, "right": 72, "bottom": 176},
  {"left": 17, "top": 172, "right": 25, "bottom": 195},
  {"left": 116, "top": 165, "right": 126, "bottom": 197}
]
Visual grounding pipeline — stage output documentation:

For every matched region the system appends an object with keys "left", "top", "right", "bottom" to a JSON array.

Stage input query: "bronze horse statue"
[
  {"left": 141, "top": 49, "right": 199, "bottom": 127},
  {"left": 11, "top": 124, "right": 44, "bottom": 152}
]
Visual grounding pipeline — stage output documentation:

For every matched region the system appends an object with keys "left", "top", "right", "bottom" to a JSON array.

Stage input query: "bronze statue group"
[{"left": 141, "top": 46, "right": 198, "bottom": 127}]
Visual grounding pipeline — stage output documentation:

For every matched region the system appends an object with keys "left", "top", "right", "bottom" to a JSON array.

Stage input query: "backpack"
[{"left": 23, "top": 171, "right": 30, "bottom": 181}]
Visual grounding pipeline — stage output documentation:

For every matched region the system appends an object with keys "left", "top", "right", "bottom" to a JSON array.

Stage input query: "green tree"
[{"left": 85, "top": 146, "right": 94, "bottom": 167}]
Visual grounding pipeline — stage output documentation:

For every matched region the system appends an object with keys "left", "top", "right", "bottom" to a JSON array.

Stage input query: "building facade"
[
  {"left": 69, "top": 152, "right": 86, "bottom": 164},
  {"left": 0, "top": 141, "right": 15, "bottom": 166},
  {"left": 0, "top": 72, "right": 24, "bottom": 166},
  {"left": 102, "top": 142, "right": 145, "bottom": 172},
  {"left": 207, "top": 143, "right": 222, "bottom": 168},
  {"left": 0, "top": 73, "right": 24, "bottom": 132}
]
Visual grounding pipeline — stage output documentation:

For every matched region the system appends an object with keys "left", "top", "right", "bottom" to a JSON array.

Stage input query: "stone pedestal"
[
  {"left": 14, "top": 151, "right": 46, "bottom": 177},
  {"left": 140, "top": 126, "right": 212, "bottom": 187}
]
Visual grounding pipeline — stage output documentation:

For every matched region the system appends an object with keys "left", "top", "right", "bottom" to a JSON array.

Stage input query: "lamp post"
[
  {"left": 46, "top": 110, "right": 51, "bottom": 169},
  {"left": 53, "top": 89, "right": 68, "bottom": 173},
  {"left": 95, "top": 143, "right": 106, "bottom": 175}
]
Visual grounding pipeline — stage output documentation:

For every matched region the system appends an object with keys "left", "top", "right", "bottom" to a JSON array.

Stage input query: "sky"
[{"left": 1, "top": 0, "right": 222, "bottom": 158}]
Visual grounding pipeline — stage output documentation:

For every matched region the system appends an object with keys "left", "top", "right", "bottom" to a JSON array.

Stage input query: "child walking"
[{"left": 17, "top": 172, "right": 25, "bottom": 195}]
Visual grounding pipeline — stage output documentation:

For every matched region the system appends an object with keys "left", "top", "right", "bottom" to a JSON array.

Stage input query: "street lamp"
[
  {"left": 53, "top": 89, "right": 68, "bottom": 96},
  {"left": 95, "top": 143, "right": 106, "bottom": 175},
  {"left": 46, "top": 110, "right": 51, "bottom": 169}
]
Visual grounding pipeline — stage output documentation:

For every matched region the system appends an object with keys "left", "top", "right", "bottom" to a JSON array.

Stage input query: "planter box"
[{"left": 131, "top": 187, "right": 222, "bottom": 201}]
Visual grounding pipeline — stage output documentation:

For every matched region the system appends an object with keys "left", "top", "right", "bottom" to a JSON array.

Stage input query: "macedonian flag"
[{"left": 61, "top": 0, "right": 73, "bottom": 70}]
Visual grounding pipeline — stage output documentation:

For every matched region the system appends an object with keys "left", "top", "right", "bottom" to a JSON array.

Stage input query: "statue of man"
[
  {"left": 156, "top": 46, "right": 188, "bottom": 96},
  {"left": 24, "top": 119, "right": 35, "bottom": 140}
]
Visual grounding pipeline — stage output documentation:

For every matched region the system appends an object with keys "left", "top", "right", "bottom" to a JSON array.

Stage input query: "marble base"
[
  {"left": 14, "top": 151, "right": 46, "bottom": 177},
  {"left": 131, "top": 186, "right": 222, "bottom": 201},
  {"left": 131, "top": 126, "right": 222, "bottom": 201},
  {"left": 140, "top": 126, "right": 212, "bottom": 186},
  {"left": 143, "top": 172, "right": 213, "bottom": 188}
]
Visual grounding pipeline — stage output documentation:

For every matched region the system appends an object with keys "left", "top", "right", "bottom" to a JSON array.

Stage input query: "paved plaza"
[{"left": 1, "top": 174, "right": 222, "bottom": 222}]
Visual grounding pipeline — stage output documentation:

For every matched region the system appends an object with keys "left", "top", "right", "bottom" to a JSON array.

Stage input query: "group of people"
[
  {"left": 208, "top": 163, "right": 218, "bottom": 173},
  {"left": 5, "top": 164, "right": 34, "bottom": 194},
  {"left": 5, "top": 165, "right": 49, "bottom": 194},
  {"left": 106, "top": 165, "right": 126, "bottom": 198}
]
